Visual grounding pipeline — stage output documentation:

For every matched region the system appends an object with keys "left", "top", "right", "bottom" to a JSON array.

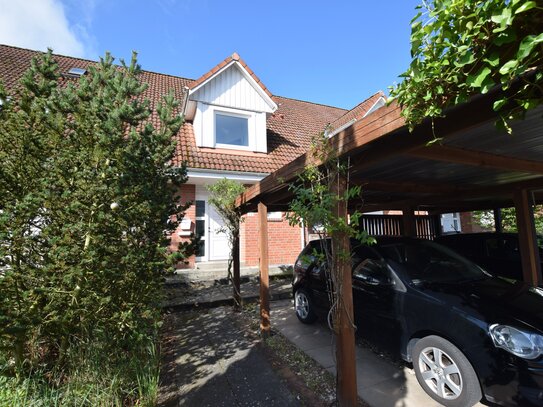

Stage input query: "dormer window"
[
  {"left": 215, "top": 112, "right": 249, "bottom": 147},
  {"left": 187, "top": 53, "right": 278, "bottom": 153}
]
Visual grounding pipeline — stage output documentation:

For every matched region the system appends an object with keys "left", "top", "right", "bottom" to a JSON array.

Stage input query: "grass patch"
[
  {"left": 0, "top": 339, "right": 160, "bottom": 407},
  {"left": 238, "top": 303, "right": 337, "bottom": 405}
]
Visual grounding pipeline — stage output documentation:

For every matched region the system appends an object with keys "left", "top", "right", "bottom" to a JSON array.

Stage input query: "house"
[{"left": 0, "top": 44, "right": 386, "bottom": 274}]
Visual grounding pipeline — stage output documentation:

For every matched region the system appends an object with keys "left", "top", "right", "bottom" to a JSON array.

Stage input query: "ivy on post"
[{"left": 286, "top": 131, "right": 374, "bottom": 406}]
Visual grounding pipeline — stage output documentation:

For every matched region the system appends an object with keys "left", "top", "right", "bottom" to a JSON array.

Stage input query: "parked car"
[
  {"left": 435, "top": 232, "right": 543, "bottom": 282},
  {"left": 293, "top": 237, "right": 543, "bottom": 407}
]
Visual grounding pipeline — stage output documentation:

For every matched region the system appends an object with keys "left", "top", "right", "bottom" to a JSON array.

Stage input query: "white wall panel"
[{"left": 192, "top": 65, "right": 273, "bottom": 113}]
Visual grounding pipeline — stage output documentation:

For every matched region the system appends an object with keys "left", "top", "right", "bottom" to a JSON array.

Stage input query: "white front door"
[
  {"left": 208, "top": 204, "right": 229, "bottom": 260},
  {"left": 195, "top": 186, "right": 229, "bottom": 262}
]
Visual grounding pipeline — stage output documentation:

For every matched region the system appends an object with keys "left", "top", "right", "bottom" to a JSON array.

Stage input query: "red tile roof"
[
  {"left": 328, "top": 91, "right": 385, "bottom": 132},
  {"left": 0, "top": 44, "right": 381, "bottom": 174},
  {"left": 174, "top": 96, "right": 346, "bottom": 172}
]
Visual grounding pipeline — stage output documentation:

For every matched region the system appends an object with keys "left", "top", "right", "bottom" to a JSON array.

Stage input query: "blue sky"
[{"left": 1, "top": 0, "right": 421, "bottom": 109}]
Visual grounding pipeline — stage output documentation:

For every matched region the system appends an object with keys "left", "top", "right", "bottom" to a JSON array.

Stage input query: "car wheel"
[
  {"left": 413, "top": 335, "right": 482, "bottom": 407},
  {"left": 294, "top": 288, "right": 317, "bottom": 324}
]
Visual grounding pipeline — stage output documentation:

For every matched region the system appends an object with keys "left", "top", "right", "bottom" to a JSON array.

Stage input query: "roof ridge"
[
  {"left": 272, "top": 94, "right": 348, "bottom": 111},
  {"left": 0, "top": 43, "right": 194, "bottom": 82}
]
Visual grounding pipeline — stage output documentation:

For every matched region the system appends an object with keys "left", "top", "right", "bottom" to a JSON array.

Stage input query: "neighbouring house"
[{"left": 0, "top": 44, "right": 386, "bottom": 274}]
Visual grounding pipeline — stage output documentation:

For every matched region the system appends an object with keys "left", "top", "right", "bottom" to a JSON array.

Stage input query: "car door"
[
  {"left": 484, "top": 236, "right": 522, "bottom": 280},
  {"left": 303, "top": 240, "right": 332, "bottom": 309},
  {"left": 351, "top": 248, "right": 401, "bottom": 346}
]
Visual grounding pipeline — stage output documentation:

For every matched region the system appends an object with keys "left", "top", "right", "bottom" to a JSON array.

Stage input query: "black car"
[
  {"left": 293, "top": 237, "right": 543, "bottom": 407},
  {"left": 435, "top": 232, "right": 543, "bottom": 282}
]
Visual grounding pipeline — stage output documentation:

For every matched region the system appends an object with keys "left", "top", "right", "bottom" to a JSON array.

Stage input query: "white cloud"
[{"left": 0, "top": 0, "right": 89, "bottom": 57}]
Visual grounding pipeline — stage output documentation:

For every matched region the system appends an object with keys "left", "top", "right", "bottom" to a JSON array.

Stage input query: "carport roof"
[{"left": 236, "top": 85, "right": 543, "bottom": 215}]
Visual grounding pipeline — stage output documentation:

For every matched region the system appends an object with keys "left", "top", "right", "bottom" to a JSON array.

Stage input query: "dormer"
[{"left": 184, "top": 53, "right": 277, "bottom": 153}]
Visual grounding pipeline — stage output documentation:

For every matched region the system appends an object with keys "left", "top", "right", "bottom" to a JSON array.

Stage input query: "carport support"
[
  {"left": 333, "top": 174, "right": 358, "bottom": 407},
  {"left": 513, "top": 189, "right": 542, "bottom": 286},
  {"left": 258, "top": 201, "right": 271, "bottom": 338},
  {"left": 494, "top": 208, "right": 503, "bottom": 233},
  {"left": 402, "top": 207, "right": 417, "bottom": 237},
  {"left": 233, "top": 229, "right": 241, "bottom": 309}
]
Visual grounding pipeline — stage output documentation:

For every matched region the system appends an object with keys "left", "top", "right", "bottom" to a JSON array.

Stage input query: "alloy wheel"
[
  {"left": 295, "top": 291, "right": 309, "bottom": 319},
  {"left": 418, "top": 346, "right": 463, "bottom": 400}
]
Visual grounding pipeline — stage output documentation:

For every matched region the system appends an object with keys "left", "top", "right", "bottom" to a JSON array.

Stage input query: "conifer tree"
[{"left": 0, "top": 50, "right": 195, "bottom": 370}]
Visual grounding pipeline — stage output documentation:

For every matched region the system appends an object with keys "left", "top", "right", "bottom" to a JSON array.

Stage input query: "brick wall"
[
  {"left": 241, "top": 211, "right": 303, "bottom": 267},
  {"left": 170, "top": 183, "right": 196, "bottom": 269}
]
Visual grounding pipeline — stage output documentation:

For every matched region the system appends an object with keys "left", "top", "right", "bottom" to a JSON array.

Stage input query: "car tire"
[
  {"left": 294, "top": 288, "right": 317, "bottom": 324},
  {"left": 412, "top": 335, "right": 482, "bottom": 407}
]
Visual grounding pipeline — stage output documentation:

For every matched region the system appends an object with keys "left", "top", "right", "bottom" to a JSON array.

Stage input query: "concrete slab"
[{"left": 271, "top": 299, "right": 485, "bottom": 407}]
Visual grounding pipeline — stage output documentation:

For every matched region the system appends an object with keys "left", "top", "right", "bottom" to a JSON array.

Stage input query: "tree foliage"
[
  {"left": 207, "top": 178, "right": 245, "bottom": 304},
  {"left": 473, "top": 206, "right": 543, "bottom": 233},
  {"left": 390, "top": 0, "right": 543, "bottom": 133},
  {"left": 0, "top": 50, "right": 194, "bottom": 375}
]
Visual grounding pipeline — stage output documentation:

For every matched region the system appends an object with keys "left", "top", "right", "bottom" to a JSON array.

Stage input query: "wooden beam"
[
  {"left": 356, "top": 179, "right": 473, "bottom": 195},
  {"left": 513, "top": 190, "right": 542, "bottom": 286},
  {"left": 332, "top": 174, "right": 358, "bottom": 407},
  {"left": 356, "top": 177, "right": 543, "bottom": 214},
  {"left": 258, "top": 202, "right": 270, "bottom": 338},
  {"left": 409, "top": 145, "right": 543, "bottom": 174}
]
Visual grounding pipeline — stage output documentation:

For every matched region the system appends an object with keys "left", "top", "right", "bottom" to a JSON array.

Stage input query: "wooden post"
[
  {"left": 233, "top": 228, "right": 241, "bottom": 310},
  {"left": 493, "top": 208, "right": 503, "bottom": 233},
  {"left": 332, "top": 174, "right": 358, "bottom": 407},
  {"left": 513, "top": 190, "right": 542, "bottom": 286},
  {"left": 258, "top": 202, "right": 270, "bottom": 338},
  {"left": 402, "top": 207, "right": 417, "bottom": 237},
  {"left": 432, "top": 214, "right": 442, "bottom": 238}
]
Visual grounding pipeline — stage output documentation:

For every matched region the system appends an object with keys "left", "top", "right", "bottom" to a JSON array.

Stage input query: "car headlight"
[{"left": 489, "top": 324, "right": 543, "bottom": 360}]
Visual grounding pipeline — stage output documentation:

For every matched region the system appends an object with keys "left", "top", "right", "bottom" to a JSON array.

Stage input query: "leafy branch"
[{"left": 390, "top": 0, "right": 543, "bottom": 133}]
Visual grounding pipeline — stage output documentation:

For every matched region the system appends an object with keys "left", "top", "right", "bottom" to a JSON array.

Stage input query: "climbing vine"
[
  {"left": 390, "top": 0, "right": 543, "bottom": 133},
  {"left": 286, "top": 131, "right": 374, "bottom": 331}
]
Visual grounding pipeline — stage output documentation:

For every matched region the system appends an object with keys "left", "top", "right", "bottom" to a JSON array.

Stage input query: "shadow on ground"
[{"left": 158, "top": 307, "right": 300, "bottom": 407}]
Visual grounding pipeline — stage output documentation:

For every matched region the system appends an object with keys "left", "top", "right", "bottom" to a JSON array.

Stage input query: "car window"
[
  {"left": 378, "top": 240, "right": 488, "bottom": 284},
  {"left": 353, "top": 258, "right": 393, "bottom": 286}
]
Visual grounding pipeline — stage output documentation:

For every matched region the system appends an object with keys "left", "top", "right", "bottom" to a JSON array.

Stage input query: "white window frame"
[{"left": 213, "top": 107, "right": 253, "bottom": 151}]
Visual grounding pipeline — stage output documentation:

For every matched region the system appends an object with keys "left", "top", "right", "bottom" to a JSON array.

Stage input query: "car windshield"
[{"left": 376, "top": 240, "right": 488, "bottom": 284}]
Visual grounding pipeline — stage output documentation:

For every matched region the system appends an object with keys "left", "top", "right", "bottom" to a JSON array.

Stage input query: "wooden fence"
[{"left": 360, "top": 214, "right": 439, "bottom": 240}]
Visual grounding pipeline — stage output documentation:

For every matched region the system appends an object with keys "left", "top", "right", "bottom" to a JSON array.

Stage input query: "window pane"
[
  {"left": 196, "top": 200, "right": 205, "bottom": 217},
  {"left": 196, "top": 220, "right": 205, "bottom": 237},
  {"left": 197, "top": 240, "right": 205, "bottom": 257},
  {"left": 216, "top": 113, "right": 248, "bottom": 146}
]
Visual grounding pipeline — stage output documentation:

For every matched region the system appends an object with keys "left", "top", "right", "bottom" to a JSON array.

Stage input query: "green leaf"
[
  {"left": 467, "top": 67, "right": 491, "bottom": 88},
  {"left": 493, "top": 98, "right": 507, "bottom": 111},
  {"left": 499, "top": 59, "right": 519, "bottom": 75},
  {"left": 517, "top": 34, "right": 543, "bottom": 61},
  {"left": 455, "top": 50, "right": 475, "bottom": 67},
  {"left": 493, "top": 30, "right": 517, "bottom": 46},
  {"left": 515, "top": 1, "right": 536, "bottom": 14},
  {"left": 484, "top": 52, "right": 500, "bottom": 67},
  {"left": 491, "top": 8, "right": 512, "bottom": 25}
]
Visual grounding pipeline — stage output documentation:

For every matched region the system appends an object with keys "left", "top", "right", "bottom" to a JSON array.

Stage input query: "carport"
[{"left": 234, "top": 85, "right": 543, "bottom": 406}]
